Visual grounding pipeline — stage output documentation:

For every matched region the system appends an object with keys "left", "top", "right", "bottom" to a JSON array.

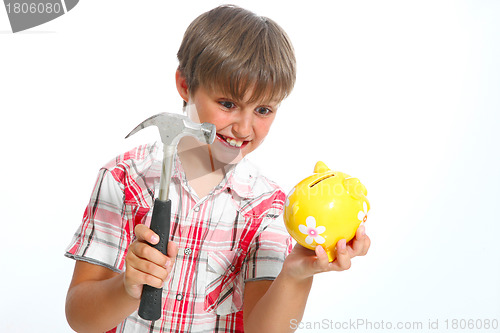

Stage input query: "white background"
[{"left": 1, "top": 1, "right": 499, "bottom": 332}]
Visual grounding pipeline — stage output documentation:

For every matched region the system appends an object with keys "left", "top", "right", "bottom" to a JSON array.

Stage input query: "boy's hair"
[{"left": 177, "top": 5, "right": 296, "bottom": 104}]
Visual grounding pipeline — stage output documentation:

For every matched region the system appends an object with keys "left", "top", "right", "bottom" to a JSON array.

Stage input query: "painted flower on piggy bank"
[{"left": 284, "top": 161, "right": 370, "bottom": 262}]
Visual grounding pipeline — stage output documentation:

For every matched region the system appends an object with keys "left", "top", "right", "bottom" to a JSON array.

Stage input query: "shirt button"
[
  {"left": 176, "top": 293, "right": 183, "bottom": 301},
  {"left": 229, "top": 265, "right": 235, "bottom": 272},
  {"left": 194, "top": 206, "right": 200, "bottom": 212},
  {"left": 184, "top": 248, "right": 192, "bottom": 256}
]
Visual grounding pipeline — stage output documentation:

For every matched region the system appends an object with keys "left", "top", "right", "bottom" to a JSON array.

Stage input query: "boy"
[{"left": 65, "top": 5, "right": 370, "bottom": 332}]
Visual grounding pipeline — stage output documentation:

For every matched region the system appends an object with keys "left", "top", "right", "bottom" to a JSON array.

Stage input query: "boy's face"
[{"left": 185, "top": 84, "right": 279, "bottom": 165}]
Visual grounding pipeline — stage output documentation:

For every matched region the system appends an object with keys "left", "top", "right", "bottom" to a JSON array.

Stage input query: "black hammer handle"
[{"left": 138, "top": 198, "right": 171, "bottom": 321}]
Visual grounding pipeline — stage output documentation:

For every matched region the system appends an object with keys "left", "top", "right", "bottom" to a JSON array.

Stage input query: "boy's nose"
[{"left": 232, "top": 112, "right": 253, "bottom": 139}]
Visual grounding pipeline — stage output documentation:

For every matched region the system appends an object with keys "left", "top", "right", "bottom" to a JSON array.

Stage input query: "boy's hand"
[
  {"left": 281, "top": 224, "right": 370, "bottom": 282},
  {"left": 124, "top": 224, "right": 178, "bottom": 299}
]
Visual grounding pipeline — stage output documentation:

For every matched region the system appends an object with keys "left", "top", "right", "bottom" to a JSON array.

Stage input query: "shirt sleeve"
[
  {"left": 242, "top": 211, "right": 293, "bottom": 282},
  {"left": 65, "top": 168, "right": 135, "bottom": 273}
]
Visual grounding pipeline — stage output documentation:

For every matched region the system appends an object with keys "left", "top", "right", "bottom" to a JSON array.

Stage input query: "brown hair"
[{"left": 177, "top": 5, "right": 296, "bottom": 104}]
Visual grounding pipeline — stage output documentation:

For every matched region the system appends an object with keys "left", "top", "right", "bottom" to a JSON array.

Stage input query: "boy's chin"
[{"left": 211, "top": 144, "right": 245, "bottom": 165}]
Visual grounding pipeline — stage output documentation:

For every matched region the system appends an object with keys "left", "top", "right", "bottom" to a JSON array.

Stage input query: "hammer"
[{"left": 125, "top": 112, "right": 216, "bottom": 321}]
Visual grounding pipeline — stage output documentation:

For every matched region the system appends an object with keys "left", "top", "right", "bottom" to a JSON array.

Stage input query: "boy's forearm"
[
  {"left": 65, "top": 273, "right": 139, "bottom": 332},
  {"left": 245, "top": 273, "right": 313, "bottom": 333}
]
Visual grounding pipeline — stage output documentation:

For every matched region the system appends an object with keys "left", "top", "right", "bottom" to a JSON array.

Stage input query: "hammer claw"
[
  {"left": 125, "top": 113, "right": 164, "bottom": 139},
  {"left": 125, "top": 112, "right": 216, "bottom": 147}
]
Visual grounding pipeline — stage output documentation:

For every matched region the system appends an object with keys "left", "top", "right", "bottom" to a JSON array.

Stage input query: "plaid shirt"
[{"left": 65, "top": 142, "right": 292, "bottom": 333}]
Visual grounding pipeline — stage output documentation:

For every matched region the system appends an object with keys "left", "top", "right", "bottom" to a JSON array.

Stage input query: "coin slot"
[{"left": 309, "top": 173, "right": 335, "bottom": 187}]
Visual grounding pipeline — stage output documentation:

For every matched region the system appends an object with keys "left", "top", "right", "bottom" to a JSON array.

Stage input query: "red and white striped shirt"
[{"left": 66, "top": 142, "right": 292, "bottom": 332}]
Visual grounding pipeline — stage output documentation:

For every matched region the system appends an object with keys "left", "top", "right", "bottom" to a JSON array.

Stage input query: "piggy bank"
[{"left": 284, "top": 161, "right": 370, "bottom": 262}]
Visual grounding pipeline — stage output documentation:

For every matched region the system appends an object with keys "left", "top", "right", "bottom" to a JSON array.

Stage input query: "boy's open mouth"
[{"left": 216, "top": 134, "right": 248, "bottom": 149}]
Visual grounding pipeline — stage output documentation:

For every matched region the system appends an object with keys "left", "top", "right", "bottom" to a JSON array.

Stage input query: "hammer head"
[{"left": 125, "top": 112, "right": 216, "bottom": 147}]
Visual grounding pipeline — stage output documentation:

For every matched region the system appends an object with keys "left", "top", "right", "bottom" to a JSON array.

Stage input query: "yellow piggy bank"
[{"left": 284, "top": 161, "right": 370, "bottom": 262}]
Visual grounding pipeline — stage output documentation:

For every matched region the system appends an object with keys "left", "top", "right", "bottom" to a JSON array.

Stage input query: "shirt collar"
[
  {"left": 171, "top": 151, "right": 184, "bottom": 183},
  {"left": 223, "top": 158, "right": 260, "bottom": 199},
  {"left": 168, "top": 146, "right": 260, "bottom": 199}
]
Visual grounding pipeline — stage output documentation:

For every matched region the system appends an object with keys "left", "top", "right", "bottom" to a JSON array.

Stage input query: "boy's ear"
[{"left": 175, "top": 70, "right": 189, "bottom": 103}]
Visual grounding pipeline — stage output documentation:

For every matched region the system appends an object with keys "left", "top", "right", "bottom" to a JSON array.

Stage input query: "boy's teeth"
[{"left": 223, "top": 136, "right": 243, "bottom": 147}]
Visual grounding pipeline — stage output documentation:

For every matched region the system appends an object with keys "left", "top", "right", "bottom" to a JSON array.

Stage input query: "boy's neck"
[{"left": 177, "top": 137, "right": 228, "bottom": 199}]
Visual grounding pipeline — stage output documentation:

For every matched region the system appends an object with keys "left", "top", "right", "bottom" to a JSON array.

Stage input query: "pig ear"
[
  {"left": 343, "top": 177, "right": 367, "bottom": 199},
  {"left": 314, "top": 161, "right": 330, "bottom": 173}
]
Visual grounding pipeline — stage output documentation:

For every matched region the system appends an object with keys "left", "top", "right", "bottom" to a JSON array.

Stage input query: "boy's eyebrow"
[
  {"left": 220, "top": 97, "right": 280, "bottom": 107},
  {"left": 214, "top": 92, "right": 281, "bottom": 106}
]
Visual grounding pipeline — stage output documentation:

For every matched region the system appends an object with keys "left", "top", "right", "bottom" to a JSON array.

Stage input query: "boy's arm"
[
  {"left": 65, "top": 225, "right": 178, "bottom": 332},
  {"left": 243, "top": 275, "right": 313, "bottom": 333},
  {"left": 65, "top": 262, "right": 139, "bottom": 332},
  {"left": 243, "top": 225, "right": 370, "bottom": 333}
]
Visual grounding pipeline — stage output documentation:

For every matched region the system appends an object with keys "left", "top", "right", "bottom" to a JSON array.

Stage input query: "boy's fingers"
[
  {"left": 314, "top": 246, "right": 330, "bottom": 272},
  {"left": 132, "top": 241, "right": 169, "bottom": 267},
  {"left": 347, "top": 225, "right": 369, "bottom": 257},
  {"left": 127, "top": 265, "right": 166, "bottom": 289},
  {"left": 350, "top": 233, "right": 365, "bottom": 256},
  {"left": 132, "top": 226, "right": 179, "bottom": 269},
  {"left": 351, "top": 231, "right": 370, "bottom": 257},
  {"left": 361, "top": 235, "right": 371, "bottom": 256},
  {"left": 134, "top": 224, "right": 160, "bottom": 245},
  {"left": 330, "top": 239, "right": 351, "bottom": 271},
  {"left": 357, "top": 224, "right": 366, "bottom": 238},
  {"left": 167, "top": 241, "right": 179, "bottom": 259},
  {"left": 128, "top": 251, "right": 169, "bottom": 282}
]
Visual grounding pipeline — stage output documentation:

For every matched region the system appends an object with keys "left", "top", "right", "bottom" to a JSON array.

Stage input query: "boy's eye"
[
  {"left": 256, "top": 107, "right": 272, "bottom": 116},
  {"left": 219, "top": 101, "right": 235, "bottom": 109}
]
